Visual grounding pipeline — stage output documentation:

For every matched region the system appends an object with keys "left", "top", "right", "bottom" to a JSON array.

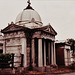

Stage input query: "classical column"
[
  {"left": 21, "top": 38, "right": 27, "bottom": 67},
  {"left": 38, "top": 38, "right": 43, "bottom": 67},
  {"left": 48, "top": 41, "right": 50, "bottom": 65},
  {"left": 31, "top": 39, "right": 35, "bottom": 67},
  {"left": 51, "top": 42, "right": 54, "bottom": 65},
  {"left": 53, "top": 42, "right": 56, "bottom": 65},
  {"left": 44, "top": 39, "right": 46, "bottom": 66}
]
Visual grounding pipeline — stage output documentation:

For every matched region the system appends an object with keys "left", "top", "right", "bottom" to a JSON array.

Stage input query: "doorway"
[{"left": 34, "top": 38, "right": 38, "bottom": 67}]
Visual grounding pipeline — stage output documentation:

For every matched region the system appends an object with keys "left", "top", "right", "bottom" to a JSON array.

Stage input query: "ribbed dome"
[{"left": 15, "top": 5, "right": 43, "bottom": 29}]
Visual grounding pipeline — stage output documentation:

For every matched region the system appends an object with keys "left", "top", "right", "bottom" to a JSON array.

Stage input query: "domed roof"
[{"left": 15, "top": 2, "right": 43, "bottom": 29}]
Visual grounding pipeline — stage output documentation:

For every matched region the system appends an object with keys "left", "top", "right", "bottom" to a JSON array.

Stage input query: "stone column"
[
  {"left": 48, "top": 41, "right": 50, "bottom": 65},
  {"left": 21, "top": 38, "right": 27, "bottom": 67},
  {"left": 53, "top": 42, "right": 56, "bottom": 65},
  {"left": 44, "top": 39, "right": 46, "bottom": 66},
  {"left": 51, "top": 42, "right": 54, "bottom": 65},
  {"left": 38, "top": 38, "right": 43, "bottom": 67},
  {"left": 31, "top": 39, "right": 35, "bottom": 67}
]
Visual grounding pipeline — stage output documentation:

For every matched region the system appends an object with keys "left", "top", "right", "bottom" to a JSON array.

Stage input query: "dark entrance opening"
[
  {"left": 50, "top": 41, "right": 51, "bottom": 65},
  {"left": 46, "top": 39, "right": 49, "bottom": 65},
  {"left": 42, "top": 39, "right": 44, "bottom": 66},
  {"left": 27, "top": 38, "right": 32, "bottom": 70},
  {"left": 34, "top": 38, "right": 38, "bottom": 67},
  {"left": 56, "top": 48, "right": 65, "bottom": 66},
  {"left": 0, "top": 50, "right": 3, "bottom": 53}
]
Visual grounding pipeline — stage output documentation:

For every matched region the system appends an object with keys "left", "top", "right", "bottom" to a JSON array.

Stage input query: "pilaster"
[
  {"left": 3, "top": 40, "right": 6, "bottom": 53},
  {"left": 21, "top": 38, "right": 27, "bottom": 67}
]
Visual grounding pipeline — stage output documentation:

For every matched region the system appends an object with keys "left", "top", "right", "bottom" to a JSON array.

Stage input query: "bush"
[
  {"left": 50, "top": 64, "right": 58, "bottom": 68},
  {"left": 0, "top": 53, "right": 12, "bottom": 68},
  {"left": 69, "top": 62, "right": 75, "bottom": 70}
]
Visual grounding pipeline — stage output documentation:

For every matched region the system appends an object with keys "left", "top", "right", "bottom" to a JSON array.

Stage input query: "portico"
[
  {"left": 31, "top": 38, "right": 56, "bottom": 67},
  {"left": 30, "top": 25, "right": 57, "bottom": 71}
]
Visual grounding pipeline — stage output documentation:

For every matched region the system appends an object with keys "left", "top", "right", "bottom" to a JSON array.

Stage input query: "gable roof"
[
  {"left": 1, "top": 23, "right": 57, "bottom": 36},
  {"left": 1, "top": 24, "right": 30, "bottom": 33},
  {"left": 34, "top": 25, "right": 57, "bottom": 35}
]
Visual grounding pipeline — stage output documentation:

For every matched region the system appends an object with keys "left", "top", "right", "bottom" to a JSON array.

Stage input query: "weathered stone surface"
[{"left": 1, "top": 23, "right": 57, "bottom": 71}]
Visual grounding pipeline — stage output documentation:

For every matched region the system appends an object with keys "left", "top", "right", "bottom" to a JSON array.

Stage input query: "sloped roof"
[
  {"left": 1, "top": 23, "right": 57, "bottom": 36},
  {"left": 33, "top": 25, "right": 57, "bottom": 35},
  {"left": 55, "top": 40, "right": 71, "bottom": 46},
  {"left": 1, "top": 23, "right": 30, "bottom": 33}
]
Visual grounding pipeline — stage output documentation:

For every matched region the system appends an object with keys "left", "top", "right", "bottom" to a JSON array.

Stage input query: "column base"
[
  {"left": 50, "top": 64, "right": 58, "bottom": 69},
  {"left": 23, "top": 65, "right": 58, "bottom": 72},
  {"left": 32, "top": 67, "right": 45, "bottom": 72},
  {"left": 45, "top": 66, "right": 51, "bottom": 72}
]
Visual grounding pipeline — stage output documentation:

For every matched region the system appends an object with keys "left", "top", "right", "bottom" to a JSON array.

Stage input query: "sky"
[{"left": 0, "top": 0, "right": 75, "bottom": 40}]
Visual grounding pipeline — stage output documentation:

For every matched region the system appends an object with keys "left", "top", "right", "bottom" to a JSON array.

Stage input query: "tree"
[{"left": 67, "top": 38, "right": 75, "bottom": 54}]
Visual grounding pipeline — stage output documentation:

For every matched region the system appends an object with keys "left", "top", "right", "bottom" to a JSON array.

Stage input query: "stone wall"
[
  {"left": 4, "top": 31, "right": 25, "bottom": 54},
  {"left": 64, "top": 45, "right": 71, "bottom": 66},
  {"left": 4, "top": 31, "right": 26, "bottom": 67}
]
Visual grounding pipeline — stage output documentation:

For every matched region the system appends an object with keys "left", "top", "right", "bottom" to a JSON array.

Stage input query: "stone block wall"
[{"left": 4, "top": 31, "right": 26, "bottom": 67}]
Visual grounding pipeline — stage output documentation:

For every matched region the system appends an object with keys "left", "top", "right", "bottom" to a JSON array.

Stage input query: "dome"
[{"left": 15, "top": 4, "right": 43, "bottom": 29}]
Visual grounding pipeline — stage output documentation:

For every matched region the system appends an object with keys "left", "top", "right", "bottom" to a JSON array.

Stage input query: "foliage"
[
  {"left": 69, "top": 62, "right": 75, "bottom": 70},
  {"left": 67, "top": 38, "right": 75, "bottom": 53},
  {"left": 50, "top": 64, "right": 57, "bottom": 68},
  {"left": 0, "top": 53, "right": 12, "bottom": 68},
  {"left": 0, "top": 53, "right": 11, "bottom": 61}
]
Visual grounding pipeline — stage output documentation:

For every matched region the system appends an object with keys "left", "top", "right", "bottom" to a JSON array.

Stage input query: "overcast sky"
[{"left": 0, "top": 0, "right": 75, "bottom": 40}]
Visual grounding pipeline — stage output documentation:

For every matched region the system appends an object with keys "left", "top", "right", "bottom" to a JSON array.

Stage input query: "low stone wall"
[{"left": 0, "top": 67, "right": 24, "bottom": 75}]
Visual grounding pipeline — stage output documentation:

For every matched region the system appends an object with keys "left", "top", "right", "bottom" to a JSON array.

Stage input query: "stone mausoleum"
[{"left": 1, "top": 1, "right": 57, "bottom": 71}]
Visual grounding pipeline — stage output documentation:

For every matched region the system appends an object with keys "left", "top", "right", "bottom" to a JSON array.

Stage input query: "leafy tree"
[{"left": 67, "top": 39, "right": 75, "bottom": 54}]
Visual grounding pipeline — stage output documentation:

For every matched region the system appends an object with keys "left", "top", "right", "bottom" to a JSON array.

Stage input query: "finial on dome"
[
  {"left": 27, "top": 0, "right": 31, "bottom": 5},
  {"left": 24, "top": 0, "right": 34, "bottom": 10}
]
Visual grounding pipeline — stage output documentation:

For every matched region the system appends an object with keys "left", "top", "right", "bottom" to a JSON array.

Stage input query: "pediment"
[
  {"left": 1, "top": 24, "right": 27, "bottom": 33},
  {"left": 40, "top": 25, "right": 57, "bottom": 35}
]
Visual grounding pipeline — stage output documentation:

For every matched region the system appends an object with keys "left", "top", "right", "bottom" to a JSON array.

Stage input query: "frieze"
[
  {"left": 41, "top": 32, "right": 55, "bottom": 41},
  {"left": 32, "top": 31, "right": 41, "bottom": 38},
  {"left": 4, "top": 31, "right": 25, "bottom": 39},
  {"left": 6, "top": 38, "right": 21, "bottom": 46}
]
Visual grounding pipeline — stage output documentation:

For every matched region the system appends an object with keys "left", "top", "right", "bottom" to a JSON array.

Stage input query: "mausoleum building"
[{"left": 1, "top": 1, "right": 57, "bottom": 71}]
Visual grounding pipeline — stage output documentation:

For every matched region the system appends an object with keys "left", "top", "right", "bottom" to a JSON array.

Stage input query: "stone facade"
[
  {"left": 0, "top": 31, "right": 3, "bottom": 53},
  {"left": 1, "top": 23, "right": 57, "bottom": 71},
  {"left": 55, "top": 41, "right": 71, "bottom": 66}
]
